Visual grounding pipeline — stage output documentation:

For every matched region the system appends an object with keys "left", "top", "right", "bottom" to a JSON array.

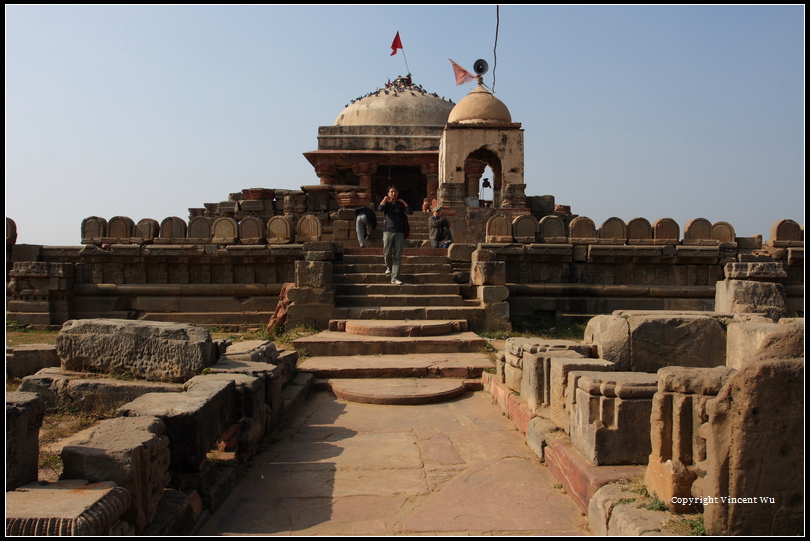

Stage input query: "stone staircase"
[
  {"left": 293, "top": 319, "right": 495, "bottom": 405},
  {"left": 290, "top": 222, "right": 502, "bottom": 405},
  {"left": 332, "top": 247, "right": 483, "bottom": 324}
]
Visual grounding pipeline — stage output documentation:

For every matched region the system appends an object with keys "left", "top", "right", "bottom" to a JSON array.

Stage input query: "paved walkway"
[{"left": 201, "top": 390, "right": 591, "bottom": 536}]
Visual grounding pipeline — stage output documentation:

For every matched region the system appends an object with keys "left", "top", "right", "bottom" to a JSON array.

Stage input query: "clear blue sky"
[{"left": 6, "top": 5, "right": 804, "bottom": 245}]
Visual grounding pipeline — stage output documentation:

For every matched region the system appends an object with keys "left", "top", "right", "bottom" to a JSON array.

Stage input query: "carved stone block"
[
  {"left": 569, "top": 371, "right": 658, "bottom": 465},
  {"left": 6, "top": 480, "right": 131, "bottom": 536},
  {"left": 56, "top": 319, "right": 218, "bottom": 383},
  {"left": 60, "top": 416, "right": 171, "bottom": 533},
  {"left": 5, "top": 392, "right": 45, "bottom": 491}
]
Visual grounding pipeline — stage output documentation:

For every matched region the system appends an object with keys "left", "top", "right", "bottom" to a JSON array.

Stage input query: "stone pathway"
[{"left": 201, "top": 390, "right": 591, "bottom": 536}]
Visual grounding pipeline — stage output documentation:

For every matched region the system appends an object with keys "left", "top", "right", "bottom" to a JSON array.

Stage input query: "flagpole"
[{"left": 390, "top": 32, "right": 410, "bottom": 76}]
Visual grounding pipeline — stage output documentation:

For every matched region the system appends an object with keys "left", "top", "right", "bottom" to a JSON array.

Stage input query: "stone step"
[
  {"left": 328, "top": 319, "right": 469, "bottom": 336},
  {"left": 297, "top": 352, "right": 493, "bottom": 379},
  {"left": 333, "top": 263, "right": 454, "bottom": 274},
  {"left": 335, "top": 294, "right": 464, "bottom": 307},
  {"left": 333, "top": 273, "right": 457, "bottom": 285},
  {"left": 335, "top": 283, "right": 461, "bottom": 296},
  {"left": 332, "top": 305, "right": 486, "bottom": 322},
  {"left": 340, "top": 253, "right": 450, "bottom": 264},
  {"left": 342, "top": 247, "right": 448, "bottom": 257},
  {"left": 325, "top": 378, "right": 477, "bottom": 405},
  {"left": 291, "top": 331, "right": 488, "bottom": 357}
]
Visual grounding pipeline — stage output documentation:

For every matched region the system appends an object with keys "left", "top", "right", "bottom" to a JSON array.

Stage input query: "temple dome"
[
  {"left": 447, "top": 83, "right": 512, "bottom": 124},
  {"left": 334, "top": 77, "right": 454, "bottom": 127}
]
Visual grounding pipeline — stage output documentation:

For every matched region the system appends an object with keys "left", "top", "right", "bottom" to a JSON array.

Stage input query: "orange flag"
[
  {"left": 390, "top": 31, "right": 403, "bottom": 56},
  {"left": 449, "top": 59, "right": 475, "bottom": 85}
]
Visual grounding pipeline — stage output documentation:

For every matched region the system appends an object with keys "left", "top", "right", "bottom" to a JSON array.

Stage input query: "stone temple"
[
  {"left": 5, "top": 74, "right": 804, "bottom": 331},
  {"left": 303, "top": 74, "right": 525, "bottom": 213},
  {"left": 5, "top": 71, "right": 805, "bottom": 537}
]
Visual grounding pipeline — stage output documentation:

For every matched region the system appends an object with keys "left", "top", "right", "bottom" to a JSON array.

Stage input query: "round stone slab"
[
  {"left": 344, "top": 320, "right": 462, "bottom": 337},
  {"left": 329, "top": 378, "right": 469, "bottom": 405}
]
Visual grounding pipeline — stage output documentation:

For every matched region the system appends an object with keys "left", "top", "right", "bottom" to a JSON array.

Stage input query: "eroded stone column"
[
  {"left": 645, "top": 366, "right": 735, "bottom": 513},
  {"left": 715, "top": 261, "right": 788, "bottom": 320},
  {"left": 284, "top": 259, "right": 335, "bottom": 330},
  {"left": 697, "top": 358, "right": 804, "bottom": 536}
]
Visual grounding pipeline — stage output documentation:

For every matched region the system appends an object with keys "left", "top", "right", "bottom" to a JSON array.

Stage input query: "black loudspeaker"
[{"left": 473, "top": 59, "right": 489, "bottom": 76}]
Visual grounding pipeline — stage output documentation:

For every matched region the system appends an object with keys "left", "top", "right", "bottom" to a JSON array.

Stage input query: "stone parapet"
[{"left": 8, "top": 214, "right": 802, "bottom": 327}]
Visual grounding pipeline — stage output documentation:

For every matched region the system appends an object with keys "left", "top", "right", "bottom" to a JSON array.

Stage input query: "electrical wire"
[{"left": 492, "top": 5, "right": 499, "bottom": 93}]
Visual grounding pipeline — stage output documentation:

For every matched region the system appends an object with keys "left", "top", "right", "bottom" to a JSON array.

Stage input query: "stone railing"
[{"left": 70, "top": 214, "right": 804, "bottom": 249}]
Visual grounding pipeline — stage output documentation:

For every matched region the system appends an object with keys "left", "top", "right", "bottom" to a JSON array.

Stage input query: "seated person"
[{"left": 429, "top": 206, "right": 452, "bottom": 248}]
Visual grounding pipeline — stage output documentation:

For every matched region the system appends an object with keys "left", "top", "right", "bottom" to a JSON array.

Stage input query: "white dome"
[{"left": 334, "top": 78, "right": 455, "bottom": 127}]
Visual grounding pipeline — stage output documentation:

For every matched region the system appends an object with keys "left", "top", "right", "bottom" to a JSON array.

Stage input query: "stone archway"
[{"left": 464, "top": 148, "right": 504, "bottom": 208}]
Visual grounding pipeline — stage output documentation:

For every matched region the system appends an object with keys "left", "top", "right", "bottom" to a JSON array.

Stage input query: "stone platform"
[
  {"left": 331, "top": 319, "right": 469, "bottom": 337},
  {"left": 291, "top": 326, "right": 487, "bottom": 357},
  {"left": 298, "top": 352, "right": 493, "bottom": 380},
  {"left": 329, "top": 378, "right": 476, "bottom": 405}
]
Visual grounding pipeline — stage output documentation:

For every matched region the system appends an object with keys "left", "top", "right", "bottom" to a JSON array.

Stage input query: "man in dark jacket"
[{"left": 378, "top": 185, "right": 412, "bottom": 285}]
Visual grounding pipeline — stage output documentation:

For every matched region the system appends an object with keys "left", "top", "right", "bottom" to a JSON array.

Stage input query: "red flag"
[
  {"left": 390, "top": 31, "right": 403, "bottom": 56},
  {"left": 449, "top": 59, "right": 475, "bottom": 85}
]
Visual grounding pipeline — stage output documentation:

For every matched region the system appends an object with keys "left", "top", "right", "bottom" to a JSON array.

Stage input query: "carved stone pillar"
[
  {"left": 464, "top": 160, "right": 486, "bottom": 203},
  {"left": 421, "top": 162, "right": 439, "bottom": 204},
  {"left": 351, "top": 162, "right": 377, "bottom": 206},
  {"left": 645, "top": 366, "right": 735, "bottom": 514}
]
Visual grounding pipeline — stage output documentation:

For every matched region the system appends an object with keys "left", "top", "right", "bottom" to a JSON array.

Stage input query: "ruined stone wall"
[
  {"left": 7, "top": 322, "right": 306, "bottom": 534},
  {"left": 7, "top": 244, "right": 300, "bottom": 329}
]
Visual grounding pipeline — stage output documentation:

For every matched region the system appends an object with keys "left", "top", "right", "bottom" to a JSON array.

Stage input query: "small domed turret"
[{"left": 447, "top": 83, "right": 511, "bottom": 124}]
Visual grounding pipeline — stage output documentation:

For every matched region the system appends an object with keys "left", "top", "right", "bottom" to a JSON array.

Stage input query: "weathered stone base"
[{"left": 6, "top": 480, "right": 132, "bottom": 536}]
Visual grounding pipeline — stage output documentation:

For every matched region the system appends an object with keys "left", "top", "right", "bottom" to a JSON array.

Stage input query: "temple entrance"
[{"left": 370, "top": 165, "right": 425, "bottom": 209}]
